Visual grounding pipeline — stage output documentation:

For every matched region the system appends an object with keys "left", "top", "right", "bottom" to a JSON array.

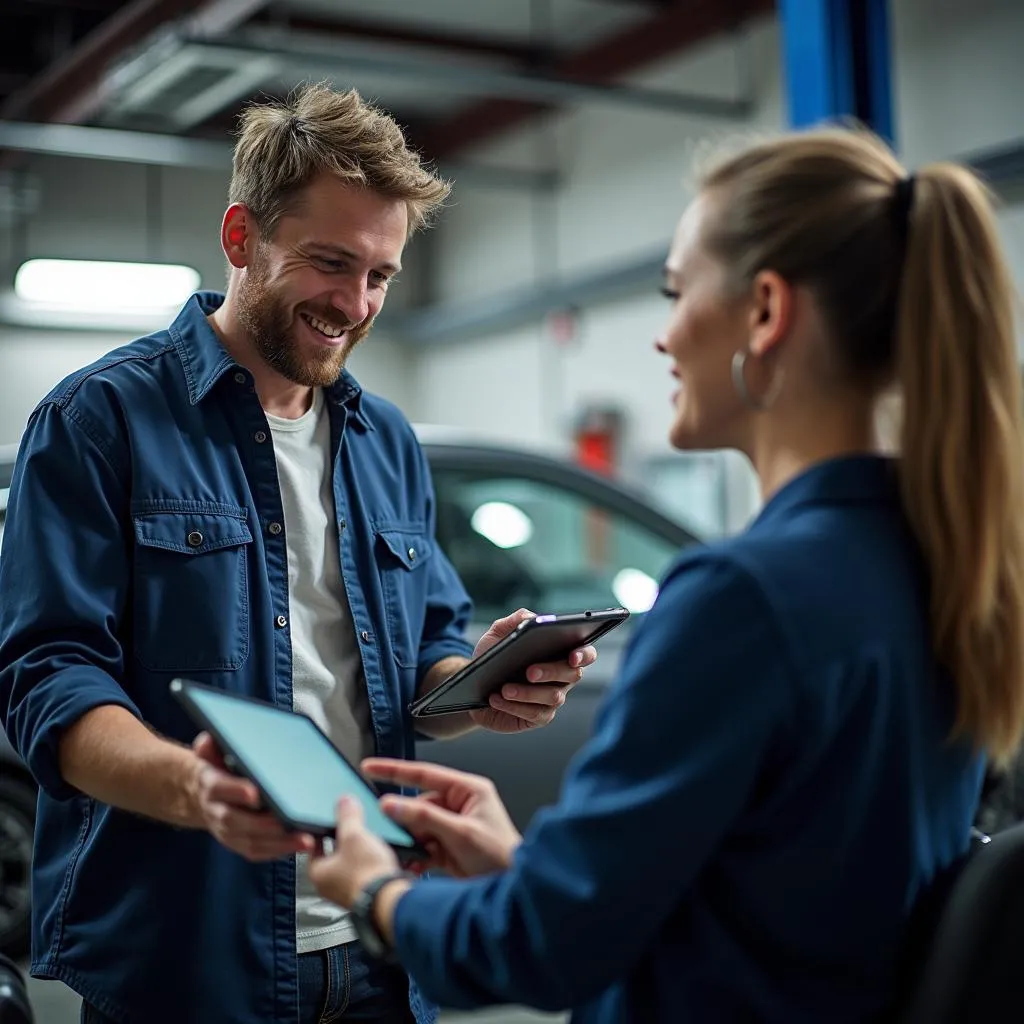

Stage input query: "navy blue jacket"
[
  {"left": 0, "top": 293, "right": 473, "bottom": 1024},
  {"left": 392, "top": 456, "right": 985, "bottom": 1022}
]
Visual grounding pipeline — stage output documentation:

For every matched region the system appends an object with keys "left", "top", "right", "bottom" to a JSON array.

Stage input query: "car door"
[{"left": 420, "top": 443, "right": 698, "bottom": 829}]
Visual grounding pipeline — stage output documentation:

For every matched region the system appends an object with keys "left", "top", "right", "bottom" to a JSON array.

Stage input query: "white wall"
[
  {"left": 11, "top": 157, "right": 230, "bottom": 286},
  {"left": 0, "top": 330, "right": 123, "bottom": 446},
  {"left": 893, "top": 0, "right": 1024, "bottom": 284},
  {"left": 411, "top": 16, "right": 782, "bottom": 533},
  {"left": 0, "top": 324, "right": 411, "bottom": 448},
  {"left": 409, "top": 0, "right": 1024, "bottom": 534},
  {"left": 0, "top": 154, "right": 413, "bottom": 447},
  {"left": 4, "top": 0, "right": 1024, "bottom": 532}
]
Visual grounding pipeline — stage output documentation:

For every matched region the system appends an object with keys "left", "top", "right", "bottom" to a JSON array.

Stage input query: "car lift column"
[{"left": 779, "top": 0, "right": 897, "bottom": 142}]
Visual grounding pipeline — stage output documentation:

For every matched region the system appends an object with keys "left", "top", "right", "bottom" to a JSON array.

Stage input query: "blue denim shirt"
[
  {"left": 390, "top": 457, "right": 985, "bottom": 1023},
  {"left": 0, "top": 292, "right": 473, "bottom": 1024}
]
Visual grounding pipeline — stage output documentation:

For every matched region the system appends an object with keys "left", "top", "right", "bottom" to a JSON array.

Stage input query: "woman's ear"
[
  {"left": 747, "top": 269, "right": 793, "bottom": 358},
  {"left": 221, "top": 204, "right": 254, "bottom": 269}
]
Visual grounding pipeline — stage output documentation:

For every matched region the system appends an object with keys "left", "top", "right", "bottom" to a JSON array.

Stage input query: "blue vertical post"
[{"left": 779, "top": 0, "right": 896, "bottom": 145}]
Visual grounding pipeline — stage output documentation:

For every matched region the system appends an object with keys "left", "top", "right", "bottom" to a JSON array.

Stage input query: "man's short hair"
[{"left": 229, "top": 82, "right": 451, "bottom": 237}]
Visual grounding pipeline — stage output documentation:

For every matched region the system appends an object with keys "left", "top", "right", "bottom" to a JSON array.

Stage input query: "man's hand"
[
  {"left": 191, "top": 732, "right": 315, "bottom": 861},
  {"left": 366, "top": 757, "right": 521, "bottom": 878},
  {"left": 468, "top": 608, "right": 598, "bottom": 733}
]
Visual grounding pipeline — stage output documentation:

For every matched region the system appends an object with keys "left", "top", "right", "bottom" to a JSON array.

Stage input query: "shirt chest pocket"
[
  {"left": 375, "top": 527, "right": 433, "bottom": 669},
  {"left": 132, "top": 505, "right": 253, "bottom": 673}
]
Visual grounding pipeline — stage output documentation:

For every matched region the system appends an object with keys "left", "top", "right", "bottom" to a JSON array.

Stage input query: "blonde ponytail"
[
  {"left": 896, "top": 165, "right": 1024, "bottom": 765},
  {"left": 699, "top": 128, "right": 1024, "bottom": 765}
]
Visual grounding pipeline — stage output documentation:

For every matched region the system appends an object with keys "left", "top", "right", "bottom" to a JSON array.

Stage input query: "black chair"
[{"left": 894, "top": 822, "right": 1024, "bottom": 1022}]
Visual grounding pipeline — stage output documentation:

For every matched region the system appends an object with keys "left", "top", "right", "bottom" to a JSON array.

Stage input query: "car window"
[{"left": 431, "top": 467, "right": 685, "bottom": 625}]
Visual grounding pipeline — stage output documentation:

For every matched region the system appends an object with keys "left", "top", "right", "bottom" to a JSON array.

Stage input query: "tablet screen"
[{"left": 184, "top": 685, "right": 416, "bottom": 848}]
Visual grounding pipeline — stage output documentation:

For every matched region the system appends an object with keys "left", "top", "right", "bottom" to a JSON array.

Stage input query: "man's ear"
[
  {"left": 747, "top": 269, "right": 793, "bottom": 359},
  {"left": 221, "top": 204, "right": 255, "bottom": 268}
]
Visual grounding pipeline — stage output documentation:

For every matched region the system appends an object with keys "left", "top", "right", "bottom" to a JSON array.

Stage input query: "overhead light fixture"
[{"left": 14, "top": 258, "right": 200, "bottom": 314}]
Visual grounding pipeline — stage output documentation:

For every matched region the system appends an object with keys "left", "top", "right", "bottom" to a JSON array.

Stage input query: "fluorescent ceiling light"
[{"left": 14, "top": 259, "right": 200, "bottom": 314}]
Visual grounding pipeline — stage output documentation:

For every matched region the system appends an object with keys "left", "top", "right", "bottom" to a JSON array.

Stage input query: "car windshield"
[{"left": 431, "top": 467, "right": 690, "bottom": 624}]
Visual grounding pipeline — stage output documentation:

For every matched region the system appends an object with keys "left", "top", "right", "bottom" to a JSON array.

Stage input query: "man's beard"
[{"left": 236, "top": 257, "right": 373, "bottom": 388}]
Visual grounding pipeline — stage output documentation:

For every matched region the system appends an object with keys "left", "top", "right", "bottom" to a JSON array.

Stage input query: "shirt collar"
[
  {"left": 168, "top": 291, "right": 372, "bottom": 428},
  {"left": 750, "top": 454, "right": 899, "bottom": 532}
]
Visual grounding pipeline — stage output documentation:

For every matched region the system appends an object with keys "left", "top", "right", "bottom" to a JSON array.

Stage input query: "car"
[
  {"left": 0, "top": 429, "right": 698, "bottom": 958},
  {"left": 413, "top": 428, "right": 698, "bottom": 826}
]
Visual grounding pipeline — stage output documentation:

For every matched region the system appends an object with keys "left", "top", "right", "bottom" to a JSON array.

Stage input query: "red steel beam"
[
  {"left": 421, "top": 0, "right": 775, "bottom": 159},
  {"left": 2, "top": 0, "right": 244, "bottom": 123}
]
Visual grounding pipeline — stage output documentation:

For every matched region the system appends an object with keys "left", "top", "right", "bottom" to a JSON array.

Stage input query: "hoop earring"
[{"left": 731, "top": 348, "right": 783, "bottom": 411}]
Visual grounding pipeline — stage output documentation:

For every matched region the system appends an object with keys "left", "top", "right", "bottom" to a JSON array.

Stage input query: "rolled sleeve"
[
  {"left": 393, "top": 552, "right": 797, "bottom": 1011},
  {"left": 0, "top": 402, "right": 141, "bottom": 799}
]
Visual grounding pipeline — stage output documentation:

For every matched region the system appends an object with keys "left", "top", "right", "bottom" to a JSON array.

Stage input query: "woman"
[{"left": 308, "top": 127, "right": 1024, "bottom": 1022}]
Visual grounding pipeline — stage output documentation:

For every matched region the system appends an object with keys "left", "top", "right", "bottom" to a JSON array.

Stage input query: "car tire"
[{"left": 0, "top": 773, "right": 35, "bottom": 960}]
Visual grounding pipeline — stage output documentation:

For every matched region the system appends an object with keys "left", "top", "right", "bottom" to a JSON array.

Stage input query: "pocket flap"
[
  {"left": 134, "top": 510, "right": 253, "bottom": 555},
  {"left": 375, "top": 528, "right": 433, "bottom": 571}
]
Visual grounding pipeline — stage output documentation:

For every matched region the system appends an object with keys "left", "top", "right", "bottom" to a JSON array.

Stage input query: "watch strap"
[{"left": 352, "top": 871, "right": 416, "bottom": 962}]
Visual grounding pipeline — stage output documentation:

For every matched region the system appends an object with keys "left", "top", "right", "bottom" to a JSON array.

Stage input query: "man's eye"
[{"left": 317, "top": 258, "right": 344, "bottom": 271}]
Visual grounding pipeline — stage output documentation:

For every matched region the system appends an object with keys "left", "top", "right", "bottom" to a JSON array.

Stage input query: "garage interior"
[{"left": 2, "top": 0, "right": 1024, "bottom": 1021}]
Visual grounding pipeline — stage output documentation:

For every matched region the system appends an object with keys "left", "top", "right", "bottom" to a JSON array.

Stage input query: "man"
[{"left": 0, "top": 84, "right": 593, "bottom": 1024}]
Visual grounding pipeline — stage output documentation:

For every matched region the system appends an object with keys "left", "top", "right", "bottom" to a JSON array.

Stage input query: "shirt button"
[
  {"left": 254, "top": 430, "right": 267, "bottom": 443},
  {"left": 186, "top": 531, "right": 204, "bottom": 547},
  {"left": 360, "top": 630, "right": 371, "bottom": 643},
  {"left": 407, "top": 547, "right": 416, "bottom": 561},
  {"left": 268, "top": 521, "right": 283, "bottom": 536},
  {"left": 233, "top": 372, "right": 246, "bottom": 384},
  {"left": 339, "top": 519, "right": 347, "bottom": 530},
  {"left": 276, "top": 615, "right": 288, "bottom": 628}
]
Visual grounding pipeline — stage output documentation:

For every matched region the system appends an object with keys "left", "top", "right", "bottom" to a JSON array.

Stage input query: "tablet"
[
  {"left": 409, "top": 607, "right": 630, "bottom": 718},
  {"left": 169, "top": 679, "right": 425, "bottom": 861}
]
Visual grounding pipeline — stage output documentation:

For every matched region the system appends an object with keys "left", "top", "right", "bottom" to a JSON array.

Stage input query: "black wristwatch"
[{"left": 351, "top": 871, "right": 417, "bottom": 962}]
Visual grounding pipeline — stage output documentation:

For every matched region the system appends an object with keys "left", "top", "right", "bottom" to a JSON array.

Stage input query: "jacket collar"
[{"left": 169, "top": 291, "right": 371, "bottom": 428}]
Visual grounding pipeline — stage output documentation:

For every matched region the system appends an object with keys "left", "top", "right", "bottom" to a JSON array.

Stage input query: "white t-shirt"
[{"left": 266, "top": 388, "right": 374, "bottom": 953}]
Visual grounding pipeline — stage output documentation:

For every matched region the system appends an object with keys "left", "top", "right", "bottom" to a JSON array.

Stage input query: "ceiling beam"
[
  {"left": 421, "top": 0, "right": 774, "bottom": 159},
  {"left": 1, "top": 0, "right": 270, "bottom": 124},
  {"left": 170, "top": 35, "right": 751, "bottom": 121},
  {"left": 0, "top": 120, "right": 561, "bottom": 191},
  {"left": 384, "top": 246, "right": 669, "bottom": 347},
  {"left": 2, "top": 0, "right": 209, "bottom": 123},
  {"left": 246, "top": 11, "right": 552, "bottom": 65}
]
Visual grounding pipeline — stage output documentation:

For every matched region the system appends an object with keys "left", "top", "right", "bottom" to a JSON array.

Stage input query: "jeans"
[
  {"left": 80, "top": 942, "right": 415, "bottom": 1023},
  {"left": 297, "top": 942, "right": 415, "bottom": 1023}
]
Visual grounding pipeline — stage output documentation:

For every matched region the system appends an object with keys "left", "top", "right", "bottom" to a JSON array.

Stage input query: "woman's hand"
[
  {"left": 364, "top": 758, "right": 523, "bottom": 878},
  {"left": 306, "top": 797, "right": 401, "bottom": 910}
]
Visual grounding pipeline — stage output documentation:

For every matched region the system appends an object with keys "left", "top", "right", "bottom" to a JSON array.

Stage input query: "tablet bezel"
[{"left": 169, "top": 678, "right": 426, "bottom": 862}]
